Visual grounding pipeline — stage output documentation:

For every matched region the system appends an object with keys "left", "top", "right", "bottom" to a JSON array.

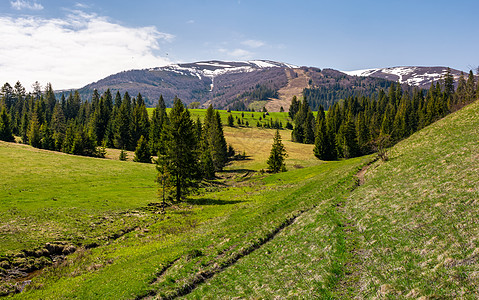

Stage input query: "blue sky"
[{"left": 1, "top": 0, "right": 478, "bottom": 89}]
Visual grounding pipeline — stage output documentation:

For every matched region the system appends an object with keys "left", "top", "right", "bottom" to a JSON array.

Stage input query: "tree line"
[
  {"left": 0, "top": 81, "right": 231, "bottom": 201},
  {"left": 291, "top": 69, "right": 478, "bottom": 160}
]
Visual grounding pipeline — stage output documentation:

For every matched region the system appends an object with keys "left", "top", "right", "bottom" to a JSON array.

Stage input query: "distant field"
[{"left": 148, "top": 108, "right": 294, "bottom": 126}]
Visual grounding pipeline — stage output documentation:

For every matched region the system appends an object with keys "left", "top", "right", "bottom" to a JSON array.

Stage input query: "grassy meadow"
[{"left": 0, "top": 100, "right": 477, "bottom": 298}]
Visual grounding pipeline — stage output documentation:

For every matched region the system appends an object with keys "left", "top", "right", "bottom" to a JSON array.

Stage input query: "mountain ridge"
[{"left": 67, "top": 60, "right": 466, "bottom": 110}]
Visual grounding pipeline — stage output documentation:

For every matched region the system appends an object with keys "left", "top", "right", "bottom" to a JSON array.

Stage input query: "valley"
[{"left": 0, "top": 98, "right": 478, "bottom": 298}]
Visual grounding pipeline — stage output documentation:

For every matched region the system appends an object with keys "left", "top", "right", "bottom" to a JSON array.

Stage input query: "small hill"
[{"left": 341, "top": 100, "right": 479, "bottom": 297}]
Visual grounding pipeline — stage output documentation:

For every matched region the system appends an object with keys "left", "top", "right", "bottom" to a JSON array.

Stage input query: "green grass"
[
  {"left": 340, "top": 100, "right": 479, "bottom": 298},
  {"left": 0, "top": 142, "right": 158, "bottom": 254},
  {"left": 148, "top": 108, "right": 293, "bottom": 126},
  {"left": 1, "top": 100, "right": 477, "bottom": 298},
  {"left": 0, "top": 136, "right": 365, "bottom": 299}
]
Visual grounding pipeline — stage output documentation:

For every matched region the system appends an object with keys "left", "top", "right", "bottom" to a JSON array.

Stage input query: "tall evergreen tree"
[
  {"left": 133, "top": 135, "right": 151, "bottom": 163},
  {"left": 267, "top": 130, "right": 287, "bottom": 173},
  {"left": 466, "top": 70, "right": 476, "bottom": 103},
  {"left": 289, "top": 95, "right": 300, "bottom": 119},
  {"left": 0, "top": 106, "right": 14, "bottom": 142},
  {"left": 336, "top": 112, "right": 359, "bottom": 159},
  {"left": 455, "top": 72, "right": 467, "bottom": 105},
  {"left": 313, "top": 106, "right": 334, "bottom": 160},
  {"left": 114, "top": 91, "right": 132, "bottom": 149},
  {"left": 203, "top": 105, "right": 228, "bottom": 171},
  {"left": 149, "top": 95, "right": 168, "bottom": 155},
  {"left": 161, "top": 98, "right": 199, "bottom": 201},
  {"left": 51, "top": 102, "right": 66, "bottom": 150}
]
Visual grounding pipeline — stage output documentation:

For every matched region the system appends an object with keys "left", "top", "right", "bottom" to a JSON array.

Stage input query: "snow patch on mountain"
[
  {"left": 343, "top": 66, "right": 461, "bottom": 88},
  {"left": 150, "top": 60, "right": 297, "bottom": 90}
]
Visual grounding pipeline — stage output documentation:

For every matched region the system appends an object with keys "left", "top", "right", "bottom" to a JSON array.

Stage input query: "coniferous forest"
[
  {"left": 0, "top": 82, "right": 230, "bottom": 200},
  {"left": 290, "top": 69, "right": 478, "bottom": 160}
]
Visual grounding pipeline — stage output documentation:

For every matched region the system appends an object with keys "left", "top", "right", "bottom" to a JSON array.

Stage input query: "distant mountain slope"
[
  {"left": 342, "top": 66, "right": 464, "bottom": 88},
  {"left": 75, "top": 60, "right": 295, "bottom": 108},
  {"left": 69, "top": 61, "right": 465, "bottom": 110}
]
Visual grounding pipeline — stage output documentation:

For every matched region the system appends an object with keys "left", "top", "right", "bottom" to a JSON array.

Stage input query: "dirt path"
[{"left": 265, "top": 69, "right": 310, "bottom": 112}]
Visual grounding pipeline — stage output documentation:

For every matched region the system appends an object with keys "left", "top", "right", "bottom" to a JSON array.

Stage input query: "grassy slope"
[
  {"left": 0, "top": 142, "right": 157, "bottom": 254},
  {"left": 8, "top": 152, "right": 365, "bottom": 299},
  {"left": 2, "top": 100, "right": 476, "bottom": 298},
  {"left": 0, "top": 123, "right": 360, "bottom": 299},
  {"left": 342, "top": 100, "right": 479, "bottom": 298},
  {"left": 183, "top": 101, "right": 479, "bottom": 299}
]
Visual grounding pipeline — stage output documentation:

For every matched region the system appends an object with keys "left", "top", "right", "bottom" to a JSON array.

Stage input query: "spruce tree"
[
  {"left": 27, "top": 112, "right": 42, "bottom": 148},
  {"left": 114, "top": 92, "right": 132, "bottom": 149},
  {"left": 51, "top": 102, "right": 66, "bottom": 150},
  {"left": 162, "top": 98, "right": 199, "bottom": 201},
  {"left": 455, "top": 72, "right": 467, "bottom": 105},
  {"left": 0, "top": 106, "right": 14, "bottom": 142},
  {"left": 289, "top": 95, "right": 300, "bottom": 119},
  {"left": 133, "top": 135, "right": 151, "bottom": 163},
  {"left": 227, "top": 113, "right": 234, "bottom": 127},
  {"left": 466, "top": 70, "right": 476, "bottom": 103},
  {"left": 267, "top": 130, "right": 287, "bottom": 173},
  {"left": 149, "top": 95, "right": 168, "bottom": 155},
  {"left": 314, "top": 106, "right": 334, "bottom": 160}
]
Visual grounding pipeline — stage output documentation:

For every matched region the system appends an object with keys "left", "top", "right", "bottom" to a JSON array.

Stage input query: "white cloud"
[
  {"left": 186, "top": 19, "right": 195, "bottom": 24},
  {"left": 218, "top": 48, "right": 253, "bottom": 59},
  {"left": 241, "top": 39, "right": 265, "bottom": 48},
  {"left": 10, "top": 0, "right": 43, "bottom": 10},
  {"left": 0, "top": 11, "right": 173, "bottom": 89}
]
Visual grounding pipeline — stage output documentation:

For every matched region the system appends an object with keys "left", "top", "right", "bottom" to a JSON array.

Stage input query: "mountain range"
[{"left": 70, "top": 60, "right": 466, "bottom": 111}]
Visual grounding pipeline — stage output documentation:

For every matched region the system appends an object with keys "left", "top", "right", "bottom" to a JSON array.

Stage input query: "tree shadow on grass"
[{"left": 184, "top": 197, "right": 243, "bottom": 206}]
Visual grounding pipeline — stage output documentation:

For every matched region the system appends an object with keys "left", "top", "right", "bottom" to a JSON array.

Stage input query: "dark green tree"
[
  {"left": 313, "top": 106, "right": 334, "bottom": 160},
  {"left": 267, "top": 130, "right": 287, "bottom": 173},
  {"left": 114, "top": 92, "right": 132, "bottom": 149},
  {"left": 133, "top": 135, "right": 151, "bottom": 163},
  {"left": 0, "top": 106, "right": 14, "bottom": 142},
  {"left": 466, "top": 70, "right": 476, "bottom": 103},
  {"left": 227, "top": 113, "right": 234, "bottom": 127},
  {"left": 289, "top": 95, "right": 300, "bottom": 119},
  {"left": 162, "top": 98, "right": 199, "bottom": 201},
  {"left": 149, "top": 95, "right": 168, "bottom": 155}
]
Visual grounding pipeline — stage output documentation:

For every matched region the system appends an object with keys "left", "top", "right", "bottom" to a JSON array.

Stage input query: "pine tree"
[
  {"left": 119, "top": 148, "right": 128, "bottom": 161},
  {"left": 40, "top": 123, "right": 54, "bottom": 150},
  {"left": 336, "top": 112, "right": 359, "bottom": 159},
  {"left": 133, "top": 135, "right": 151, "bottom": 163},
  {"left": 114, "top": 92, "right": 132, "bottom": 149},
  {"left": 27, "top": 113, "right": 42, "bottom": 148},
  {"left": 314, "top": 106, "right": 334, "bottom": 160},
  {"left": 227, "top": 113, "right": 234, "bottom": 127},
  {"left": 267, "top": 130, "right": 287, "bottom": 173},
  {"left": 0, "top": 106, "right": 14, "bottom": 142},
  {"left": 203, "top": 105, "right": 228, "bottom": 171},
  {"left": 289, "top": 95, "right": 300, "bottom": 119},
  {"left": 131, "top": 93, "right": 150, "bottom": 147},
  {"left": 355, "top": 111, "right": 369, "bottom": 154},
  {"left": 455, "top": 72, "right": 467, "bottom": 105},
  {"left": 51, "top": 102, "right": 66, "bottom": 150},
  {"left": 162, "top": 98, "right": 199, "bottom": 201},
  {"left": 466, "top": 70, "right": 476, "bottom": 103},
  {"left": 149, "top": 95, "right": 168, "bottom": 155}
]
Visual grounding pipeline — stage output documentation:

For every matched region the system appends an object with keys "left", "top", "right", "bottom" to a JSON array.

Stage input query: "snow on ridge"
[{"left": 342, "top": 68, "right": 379, "bottom": 77}]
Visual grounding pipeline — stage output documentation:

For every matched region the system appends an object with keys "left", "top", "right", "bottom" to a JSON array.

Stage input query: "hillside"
[{"left": 184, "top": 100, "right": 479, "bottom": 298}]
